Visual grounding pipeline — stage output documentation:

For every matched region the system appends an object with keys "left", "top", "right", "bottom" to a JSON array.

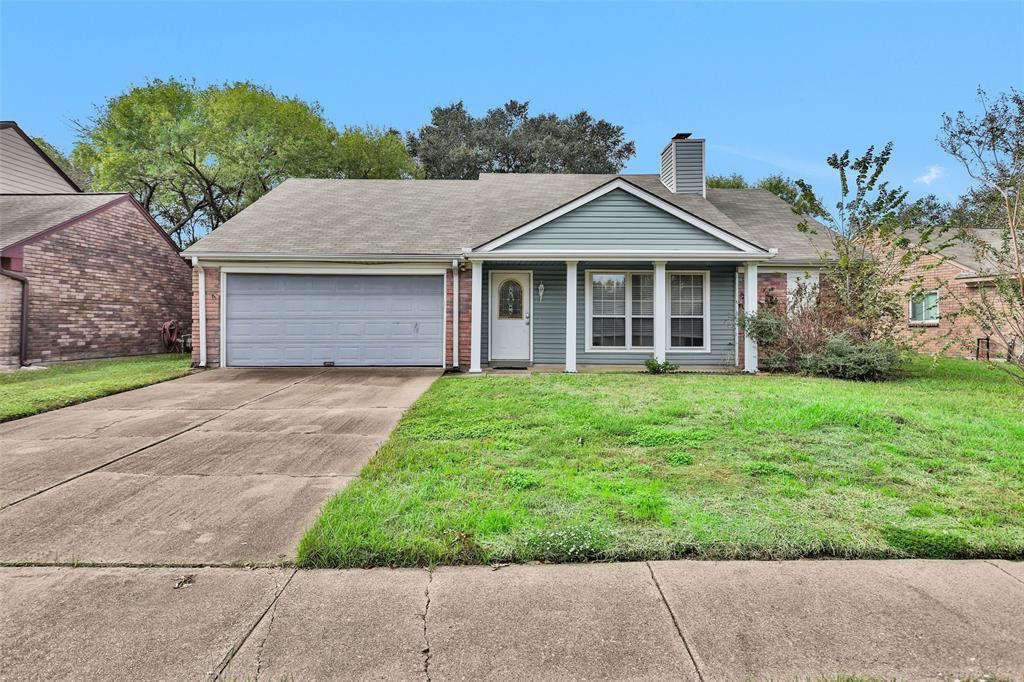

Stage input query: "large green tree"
[
  {"left": 73, "top": 79, "right": 419, "bottom": 245},
  {"left": 707, "top": 172, "right": 819, "bottom": 215},
  {"left": 32, "top": 136, "right": 92, "bottom": 190},
  {"left": 406, "top": 100, "right": 635, "bottom": 179}
]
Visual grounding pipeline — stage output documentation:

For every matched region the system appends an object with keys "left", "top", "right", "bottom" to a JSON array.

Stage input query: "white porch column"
[
  {"left": 653, "top": 260, "right": 667, "bottom": 363},
  {"left": 743, "top": 262, "right": 759, "bottom": 373},
  {"left": 469, "top": 260, "right": 483, "bottom": 373},
  {"left": 565, "top": 261, "right": 578, "bottom": 373}
]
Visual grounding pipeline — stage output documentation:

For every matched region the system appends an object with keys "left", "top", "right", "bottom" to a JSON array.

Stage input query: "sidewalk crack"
[
  {"left": 210, "top": 567, "right": 296, "bottom": 681},
  {"left": 646, "top": 561, "right": 704, "bottom": 682},
  {"left": 985, "top": 559, "right": 1024, "bottom": 586},
  {"left": 419, "top": 569, "right": 433, "bottom": 681}
]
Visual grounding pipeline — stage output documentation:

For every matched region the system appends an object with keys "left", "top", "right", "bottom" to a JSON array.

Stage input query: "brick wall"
[
  {"left": 737, "top": 271, "right": 788, "bottom": 367},
  {"left": 895, "top": 254, "right": 1011, "bottom": 358},
  {"left": 445, "top": 267, "right": 472, "bottom": 368},
  {"left": 0, "top": 274, "right": 23, "bottom": 367},
  {"left": 191, "top": 266, "right": 221, "bottom": 367},
  {"left": 18, "top": 198, "right": 192, "bottom": 365}
]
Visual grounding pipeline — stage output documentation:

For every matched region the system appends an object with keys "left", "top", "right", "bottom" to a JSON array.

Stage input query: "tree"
[
  {"left": 73, "top": 79, "right": 419, "bottom": 246},
  {"left": 793, "top": 143, "right": 941, "bottom": 338},
  {"left": 938, "top": 87, "right": 1024, "bottom": 380},
  {"left": 406, "top": 100, "right": 635, "bottom": 179},
  {"left": 32, "top": 136, "right": 92, "bottom": 190},
  {"left": 707, "top": 172, "right": 820, "bottom": 216},
  {"left": 706, "top": 173, "right": 747, "bottom": 188}
]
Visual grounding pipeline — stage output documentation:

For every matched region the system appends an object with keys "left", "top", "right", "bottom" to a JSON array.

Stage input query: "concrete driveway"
[{"left": 0, "top": 367, "right": 438, "bottom": 565}]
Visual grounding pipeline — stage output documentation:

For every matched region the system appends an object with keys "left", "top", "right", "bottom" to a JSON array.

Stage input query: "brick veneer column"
[
  {"left": 737, "top": 271, "right": 789, "bottom": 368},
  {"left": 191, "top": 266, "right": 221, "bottom": 367},
  {"left": 446, "top": 267, "right": 472, "bottom": 368}
]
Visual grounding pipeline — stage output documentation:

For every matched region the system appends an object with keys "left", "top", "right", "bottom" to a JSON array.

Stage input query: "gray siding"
[
  {"left": 480, "top": 260, "right": 738, "bottom": 367},
  {"left": 672, "top": 139, "right": 705, "bottom": 195},
  {"left": 494, "top": 189, "right": 738, "bottom": 252},
  {"left": 660, "top": 144, "right": 676, "bottom": 192},
  {"left": 0, "top": 127, "right": 78, "bottom": 194}
]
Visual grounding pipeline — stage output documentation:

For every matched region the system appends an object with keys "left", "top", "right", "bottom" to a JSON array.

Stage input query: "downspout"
[
  {"left": 1, "top": 269, "right": 29, "bottom": 367},
  {"left": 193, "top": 257, "right": 207, "bottom": 367},
  {"left": 451, "top": 259, "right": 460, "bottom": 369}
]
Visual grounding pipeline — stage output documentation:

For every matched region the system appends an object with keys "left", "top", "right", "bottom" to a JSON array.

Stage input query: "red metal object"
[{"left": 161, "top": 320, "right": 179, "bottom": 352}]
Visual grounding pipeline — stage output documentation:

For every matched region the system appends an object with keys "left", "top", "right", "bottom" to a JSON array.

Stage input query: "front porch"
[{"left": 454, "top": 259, "right": 764, "bottom": 374}]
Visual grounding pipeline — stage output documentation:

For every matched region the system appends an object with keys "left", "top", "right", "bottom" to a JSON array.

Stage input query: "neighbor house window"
[
  {"left": 589, "top": 272, "right": 654, "bottom": 349},
  {"left": 670, "top": 273, "right": 706, "bottom": 348},
  {"left": 910, "top": 290, "right": 939, "bottom": 325}
]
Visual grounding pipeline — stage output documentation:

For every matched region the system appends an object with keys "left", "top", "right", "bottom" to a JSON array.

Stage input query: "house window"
[
  {"left": 631, "top": 274, "right": 654, "bottom": 347},
  {"left": 670, "top": 274, "right": 705, "bottom": 348},
  {"left": 591, "top": 273, "right": 627, "bottom": 347},
  {"left": 498, "top": 280, "right": 524, "bottom": 319},
  {"left": 910, "top": 290, "right": 939, "bottom": 325},
  {"left": 587, "top": 270, "right": 710, "bottom": 351}
]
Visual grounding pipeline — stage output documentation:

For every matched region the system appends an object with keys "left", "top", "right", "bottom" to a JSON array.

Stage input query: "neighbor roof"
[
  {"left": 183, "top": 174, "right": 831, "bottom": 262},
  {"left": 0, "top": 121, "right": 83, "bottom": 193},
  {"left": 0, "top": 193, "right": 126, "bottom": 250}
]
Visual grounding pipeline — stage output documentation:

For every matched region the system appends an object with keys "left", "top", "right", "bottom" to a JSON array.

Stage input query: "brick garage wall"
[
  {"left": 895, "top": 254, "right": 1010, "bottom": 358},
  {"left": 191, "top": 266, "right": 221, "bottom": 367},
  {"left": 737, "top": 271, "right": 788, "bottom": 367},
  {"left": 19, "top": 198, "right": 192, "bottom": 364},
  {"left": 445, "top": 267, "right": 472, "bottom": 368},
  {"left": 0, "top": 274, "right": 23, "bottom": 367}
]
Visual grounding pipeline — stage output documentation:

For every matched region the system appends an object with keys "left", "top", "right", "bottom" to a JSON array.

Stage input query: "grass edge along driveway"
[
  {"left": 298, "top": 358, "right": 1024, "bottom": 568},
  {"left": 0, "top": 354, "right": 193, "bottom": 421}
]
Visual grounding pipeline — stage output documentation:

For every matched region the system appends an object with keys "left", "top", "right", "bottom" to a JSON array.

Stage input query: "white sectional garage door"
[{"left": 224, "top": 274, "right": 444, "bottom": 367}]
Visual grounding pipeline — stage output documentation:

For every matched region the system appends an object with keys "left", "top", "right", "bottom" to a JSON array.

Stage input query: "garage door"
[{"left": 224, "top": 274, "right": 444, "bottom": 366}]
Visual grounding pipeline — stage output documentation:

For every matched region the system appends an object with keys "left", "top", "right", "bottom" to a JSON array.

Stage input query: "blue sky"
[{"left": 1, "top": 1, "right": 1021, "bottom": 204}]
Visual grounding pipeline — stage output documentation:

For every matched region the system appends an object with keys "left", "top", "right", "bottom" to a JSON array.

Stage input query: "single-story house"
[
  {"left": 0, "top": 121, "right": 192, "bottom": 367},
  {"left": 182, "top": 133, "right": 831, "bottom": 372},
  {"left": 899, "top": 229, "right": 1018, "bottom": 359}
]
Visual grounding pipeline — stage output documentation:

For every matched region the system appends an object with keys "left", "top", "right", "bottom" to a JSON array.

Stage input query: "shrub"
[
  {"left": 644, "top": 358, "right": 678, "bottom": 374},
  {"left": 798, "top": 333, "right": 904, "bottom": 381}
]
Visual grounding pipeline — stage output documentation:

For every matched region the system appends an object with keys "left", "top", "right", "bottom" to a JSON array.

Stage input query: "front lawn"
[
  {"left": 0, "top": 354, "right": 193, "bottom": 421},
  {"left": 298, "top": 358, "right": 1024, "bottom": 568}
]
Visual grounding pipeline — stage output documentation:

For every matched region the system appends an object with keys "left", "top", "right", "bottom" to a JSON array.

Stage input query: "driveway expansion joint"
[
  {"left": 0, "top": 367, "right": 334, "bottom": 512},
  {"left": 646, "top": 561, "right": 705, "bottom": 682}
]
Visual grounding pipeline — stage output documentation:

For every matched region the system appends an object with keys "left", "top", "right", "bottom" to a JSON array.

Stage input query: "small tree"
[
  {"left": 793, "top": 143, "right": 942, "bottom": 339},
  {"left": 937, "top": 87, "right": 1024, "bottom": 381}
]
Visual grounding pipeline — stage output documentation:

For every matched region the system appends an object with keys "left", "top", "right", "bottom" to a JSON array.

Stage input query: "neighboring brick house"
[
  {"left": 0, "top": 121, "right": 191, "bottom": 368},
  {"left": 897, "top": 230, "right": 1017, "bottom": 359}
]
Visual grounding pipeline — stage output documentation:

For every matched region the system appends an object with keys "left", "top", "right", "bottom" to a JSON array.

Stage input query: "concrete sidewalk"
[{"left": 2, "top": 560, "right": 1021, "bottom": 681}]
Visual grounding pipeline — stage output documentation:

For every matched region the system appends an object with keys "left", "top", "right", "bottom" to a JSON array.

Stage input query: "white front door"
[{"left": 490, "top": 271, "right": 531, "bottom": 361}]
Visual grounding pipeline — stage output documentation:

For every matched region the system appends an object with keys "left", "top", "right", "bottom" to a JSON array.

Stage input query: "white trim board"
[{"left": 475, "top": 178, "right": 769, "bottom": 255}]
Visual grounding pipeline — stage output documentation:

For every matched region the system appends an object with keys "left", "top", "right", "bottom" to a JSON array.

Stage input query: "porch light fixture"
[{"left": 537, "top": 282, "right": 545, "bottom": 302}]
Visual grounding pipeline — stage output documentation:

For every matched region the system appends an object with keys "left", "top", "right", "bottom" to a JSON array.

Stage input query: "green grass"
[
  {"left": 0, "top": 354, "right": 193, "bottom": 421},
  {"left": 297, "top": 357, "right": 1024, "bottom": 568}
]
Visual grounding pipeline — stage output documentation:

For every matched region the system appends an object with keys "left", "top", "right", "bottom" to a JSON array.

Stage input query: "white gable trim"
[{"left": 475, "top": 178, "right": 768, "bottom": 254}]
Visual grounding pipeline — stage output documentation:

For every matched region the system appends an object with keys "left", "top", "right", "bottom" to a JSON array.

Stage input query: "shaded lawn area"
[
  {"left": 0, "top": 354, "right": 193, "bottom": 421},
  {"left": 298, "top": 358, "right": 1024, "bottom": 568}
]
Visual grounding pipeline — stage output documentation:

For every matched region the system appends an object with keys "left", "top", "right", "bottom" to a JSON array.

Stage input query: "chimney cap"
[{"left": 672, "top": 132, "right": 693, "bottom": 140}]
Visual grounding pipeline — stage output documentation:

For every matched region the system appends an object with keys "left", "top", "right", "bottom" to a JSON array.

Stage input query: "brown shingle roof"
[
  {"left": 0, "top": 193, "right": 125, "bottom": 250},
  {"left": 183, "top": 174, "right": 832, "bottom": 262}
]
